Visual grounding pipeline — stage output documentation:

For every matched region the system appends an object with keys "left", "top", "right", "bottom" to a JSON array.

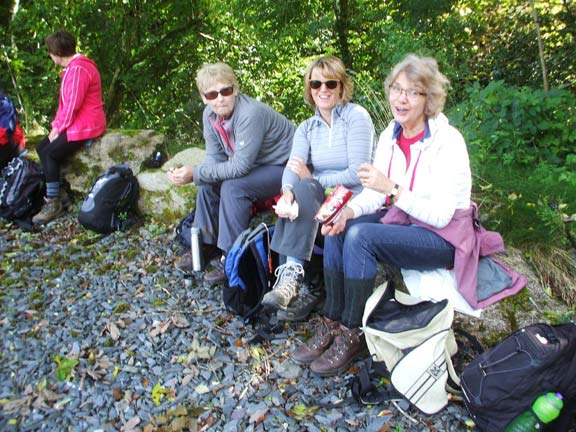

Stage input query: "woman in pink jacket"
[{"left": 33, "top": 30, "right": 106, "bottom": 225}]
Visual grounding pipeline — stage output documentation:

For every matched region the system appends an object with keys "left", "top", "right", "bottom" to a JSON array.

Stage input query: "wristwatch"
[{"left": 389, "top": 183, "right": 400, "bottom": 201}]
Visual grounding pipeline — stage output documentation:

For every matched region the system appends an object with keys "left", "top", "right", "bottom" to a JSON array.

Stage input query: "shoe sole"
[
  {"left": 32, "top": 210, "right": 65, "bottom": 225},
  {"left": 290, "top": 354, "right": 317, "bottom": 366},
  {"left": 277, "top": 297, "right": 325, "bottom": 322},
  {"left": 310, "top": 348, "right": 368, "bottom": 377},
  {"left": 203, "top": 277, "right": 227, "bottom": 286}
]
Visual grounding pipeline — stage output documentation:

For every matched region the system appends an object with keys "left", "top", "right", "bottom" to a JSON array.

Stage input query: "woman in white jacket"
[{"left": 292, "top": 54, "right": 472, "bottom": 376}]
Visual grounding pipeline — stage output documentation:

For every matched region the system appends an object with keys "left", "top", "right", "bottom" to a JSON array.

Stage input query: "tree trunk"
[
  {"left": 333, "top": 0, "right": 353, "bottom": 70},
  {"left": 530, "top": 0, "right": 549, "bottom": 92}
]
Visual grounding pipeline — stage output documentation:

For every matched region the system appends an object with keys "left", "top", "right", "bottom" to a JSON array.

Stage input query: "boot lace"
[
  {"left": 306, "top": 318, "right": 339, "bottom": 350},
  {"left": 272, "top": 263, "right": 304, "bottom": 300}
]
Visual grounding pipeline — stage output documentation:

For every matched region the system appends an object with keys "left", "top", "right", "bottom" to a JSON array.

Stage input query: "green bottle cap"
[{"left": 532, "top": 392, "right": 564, "bottom": 424}]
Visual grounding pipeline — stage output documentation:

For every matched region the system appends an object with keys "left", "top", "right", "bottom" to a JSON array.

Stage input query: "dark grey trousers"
[
  {"left": 193, "top": 165, "right": 285, "bottom": 253},
  {"left": 270, "top": 178, "right": 325, "bottom": 261}
]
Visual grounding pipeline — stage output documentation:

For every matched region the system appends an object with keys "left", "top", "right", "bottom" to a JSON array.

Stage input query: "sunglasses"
[
  {"left": 309, "top": 80, "right": 340, "bottom": 90},
  {"left": 204, "top": 86, "right": 234, "bottom": 100}
]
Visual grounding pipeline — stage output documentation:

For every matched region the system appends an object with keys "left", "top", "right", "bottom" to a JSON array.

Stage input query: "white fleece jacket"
[{"left": 347, "top": 113, "right": 471, "bottom": 228}]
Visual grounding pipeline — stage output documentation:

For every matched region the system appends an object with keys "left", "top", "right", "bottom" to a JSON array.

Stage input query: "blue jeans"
[
  {"left": 323, "top": 211, "right": 455, "bottom": 327},
  {"left": 324, "top": 210, "right": 455, "bottom": 279}
]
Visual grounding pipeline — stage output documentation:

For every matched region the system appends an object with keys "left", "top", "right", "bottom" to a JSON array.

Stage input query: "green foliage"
[
  {"left": 53, "top": 355, "right": 79, "bottom": 382},
  {"left": 449, "top": 80, "right": 576, "bottom": 249},
  {"left": 450, "top": 81, "right": 576, "bottom": 170}
]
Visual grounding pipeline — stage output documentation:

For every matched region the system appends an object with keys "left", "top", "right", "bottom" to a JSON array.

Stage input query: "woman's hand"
[
  {"left": 321, "top": 206, "right": 354, "bottom": 236},
  {"left": 358, "top": 163, "right": 396, "bottom": 195},
  {"left": 167, "top": 166, "right": 193, "bottom": 185},
  {"left": 287, "top": 157, "right": 312, "bottom": 179},
  {"left": 48, "top": 128, "right": 59, "bottom": 142},
  {"left": 274, "top": 190, "right": 296, "bottom": 218}
]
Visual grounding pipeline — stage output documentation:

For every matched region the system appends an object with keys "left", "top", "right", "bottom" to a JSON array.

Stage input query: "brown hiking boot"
[
  {"left": 203, "top": 256, "right": 226, "bottom": 285},
  {"left": 175, "top": 252, "right": 194, "bottom": 273},
  {"left": 310, "top": 325, "right": 367, "bottom": 376},
  {"left": 32, "top": 197, "right": 64, "bottom": 224},
  {"left": 291, "top": 317, "right": 340, "bottom": 365}
]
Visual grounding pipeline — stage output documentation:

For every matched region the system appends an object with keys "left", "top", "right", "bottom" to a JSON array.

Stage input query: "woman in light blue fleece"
[{"left": 263, "top": 55, "right": 375, "bottom": 320}]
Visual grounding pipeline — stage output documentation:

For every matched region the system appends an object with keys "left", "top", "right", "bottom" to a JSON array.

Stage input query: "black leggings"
[{"left": 36, "top": 133, "right": 87, "bottom": 183}]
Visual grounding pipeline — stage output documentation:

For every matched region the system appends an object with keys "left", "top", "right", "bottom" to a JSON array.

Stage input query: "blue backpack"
[
  {"left": 223, "top": 223, "right": 278, "bottom": 321},
  {"left": 0, "top": 92, "right": 17, "bottom": 138},
  {"left": 0, "top": 92, "right": 24, "bottom": 170}
]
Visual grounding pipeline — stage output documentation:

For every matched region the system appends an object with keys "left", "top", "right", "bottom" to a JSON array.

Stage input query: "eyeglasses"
[
  {"left": 389, "top": 84, "right": 426, "bottom": 100},
  {"left": 309, "top": 80, "right": 340, "bottom": 90},
  {"left": 204, "top": 86, "right": 234, "bottom": 100}
]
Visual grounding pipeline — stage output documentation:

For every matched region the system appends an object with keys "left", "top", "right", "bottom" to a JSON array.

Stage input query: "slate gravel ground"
[{"left": 0, "top": 214, "right": 478, "bottom": 431}]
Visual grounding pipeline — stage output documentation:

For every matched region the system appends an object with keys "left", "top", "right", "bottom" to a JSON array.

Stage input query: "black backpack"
[
  {"left": 460, "top": 322, "right": 576, "bottom": 431},
  {"left": 223, "top": 223, "right": 278, "bottom": 322},
  {"left": 0, "top": 156, "right": 45, "bottom": 230},
  {"left": 174, "top": 209, "right": 195, "bottom": 251},
  {"left": 78, "top": 164, "right": 139, "bottom": 234}
]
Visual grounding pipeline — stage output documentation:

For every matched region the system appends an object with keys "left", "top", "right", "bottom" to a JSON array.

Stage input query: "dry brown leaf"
[
  {"left": 106, "top": 321, "right": 121, "bottom": 341},
  {"left": 248, "top": 407, "right": 268, "bottom": 424},
  {"left": 120, "top": 415, "right": 141, "bottom": 432},
  {"left": 181, "top": 374, "right": 194, "bottom": 387},
  {"left": 171, "top": 314, "right": 190, "bottom": 328},
  {"left": 150, "top": 320, "right": 171, "bottom": 337}
]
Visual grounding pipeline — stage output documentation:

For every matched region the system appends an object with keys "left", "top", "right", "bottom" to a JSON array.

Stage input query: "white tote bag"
[{"left": 362, "top": 282, "right": 459, "bottom": 415}]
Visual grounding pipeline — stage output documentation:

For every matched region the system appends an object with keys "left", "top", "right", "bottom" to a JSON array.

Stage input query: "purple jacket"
[{"left": 382, "top": 203, "right": 527, "bottom": 309}]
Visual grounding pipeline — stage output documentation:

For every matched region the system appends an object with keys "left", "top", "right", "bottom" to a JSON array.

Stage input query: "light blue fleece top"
[{"left": 281, "top": 102, "right": 375, "bottom": 194}]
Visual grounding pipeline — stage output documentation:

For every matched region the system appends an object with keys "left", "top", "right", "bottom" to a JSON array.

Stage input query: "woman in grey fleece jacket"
[
  {"left": 167, "top": 62, "right": 295, "bottom": 283},
  {"left": 262, "top": 55, "right": 375, "bottom": 319}
]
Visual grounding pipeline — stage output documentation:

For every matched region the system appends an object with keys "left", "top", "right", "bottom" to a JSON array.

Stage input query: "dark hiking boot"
[
  {"left": 291, "top": 317, "right": 340, "bottom": 365},
  {"left": 204, "top": 256, "right": 226, "bottom": 285},
  {"left": 277, "top": 280, "right": 325, "bottom": 322},
  {"left": 32, "top": 197, "right": 64, "bottom": 224},
  {"left": 175, "top": 252, "right": 194, "bottom": 273},
  {"left": 310, "top": 325, "right": 367, "bottom": 376}
]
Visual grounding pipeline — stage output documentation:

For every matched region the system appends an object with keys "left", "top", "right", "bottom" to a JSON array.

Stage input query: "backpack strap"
[{"left": 349, "top": 357, "right": 404, "bottom": 406}]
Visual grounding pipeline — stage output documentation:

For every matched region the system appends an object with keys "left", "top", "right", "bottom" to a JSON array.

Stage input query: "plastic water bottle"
[
  {"left": 190, "top": 227, "right": 203, "bottom": 272},
  {"left": 504, "top": 392, "right": 564, "bottom": 431}
]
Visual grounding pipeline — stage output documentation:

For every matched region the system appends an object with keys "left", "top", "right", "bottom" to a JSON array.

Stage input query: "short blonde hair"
[
  {"left": 303, "top": 56, "right": 353, "bottom": 108},
  {"left": 195, "top": 63, "right": 239, "bottom": 94},
  {"left": 384, "top": 54, "right": 450, "bottom": 118}
]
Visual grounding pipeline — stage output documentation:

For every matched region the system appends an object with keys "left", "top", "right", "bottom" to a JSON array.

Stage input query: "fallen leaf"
[
  {"left": 120, "top": 415, "right": 141, "bottom": 432},
  {"left": 105, "top": 321, "right": 121, "bottom": 341},
  {"left": 171, "top": 315, "right": 190, "bottom": 328},
  {"left": 150, "top": 320, "right": 171, "bottom": 337},
  {"left": 248, "top": 407, "right": 268, "bottom": 424},
  {"left": 194, "top": 384, "right": 210, "bottom": 395}
]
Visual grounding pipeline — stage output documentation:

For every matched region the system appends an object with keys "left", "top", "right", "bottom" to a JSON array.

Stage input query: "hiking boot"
[
  {"left": 277, "top": 281, "right": 325, "bottom": 322},
  {"left": 175, "top": 252, "right": 194, "bottom": 273},
  {"left": 204, "top": 256, "right": 226, "bottom": 285},
  {"left": 175, "top": 245, "right": 221, "bottom": 274},
  {"left": 310, "top": 325, "right": 367, "bottom": 376},
  {"left": 291, "top": 317, "right": 340, "bottom": 365},
  {"left": 60, "top": 188, "right": 72, "bottom": 209},
  {"left": 261, "top": 263, "right": 304, "bottom": 311},
  {"left": 32, "top": 196, "right": 64, "bottom": 224}
]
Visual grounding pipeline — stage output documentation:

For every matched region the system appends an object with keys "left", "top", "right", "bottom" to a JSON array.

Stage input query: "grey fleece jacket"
[{"left": 192, "top": 94, "right": 295, "bottom": 185}]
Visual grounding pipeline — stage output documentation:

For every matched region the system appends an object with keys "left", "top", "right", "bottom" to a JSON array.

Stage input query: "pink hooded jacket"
[
  {"left": 51, "top": 54, "right": 106, "bottom": 141},
  {"left": 382, "top": 203, "right": 527, "bottom": 309}
]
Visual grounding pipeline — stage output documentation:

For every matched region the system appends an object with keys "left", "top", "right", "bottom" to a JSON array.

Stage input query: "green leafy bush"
[
  {"left": 450, "top": 81, "right": 576, "bottom": 170},
  {"left": 449, "top": 81, "right": 576, "bottom": 249}
]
